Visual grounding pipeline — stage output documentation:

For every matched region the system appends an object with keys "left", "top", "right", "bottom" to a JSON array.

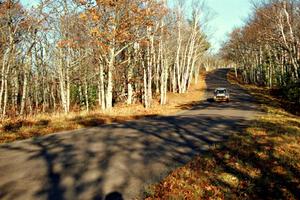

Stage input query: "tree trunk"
[
  {"left": 106, "top": 47, "right": 114, "bottom": 109},
  {"left": 84, "top": 78, "right": 89, "bottom": 112},
  {"left": 99, "top": 62, "right": 105, "bottom": 110},
  {"left": 20, "top": 56, "right": 30, "bottom": 116},
  {"left": 0, "top": 48, "right": 10, "bottom": 115},
  {"left": 59, "top": 48, "right": 68, "bottom": 113},
  {"left": 127, "top": 65, "right": 133, "bottom": 105}
]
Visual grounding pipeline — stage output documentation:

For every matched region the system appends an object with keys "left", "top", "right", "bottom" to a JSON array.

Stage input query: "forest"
[
  {"left": 222, "top": 0, "right": 300, "bottom": 105},
  {"left": 0, "top": 0, "right": 211, "bottom": 118}
]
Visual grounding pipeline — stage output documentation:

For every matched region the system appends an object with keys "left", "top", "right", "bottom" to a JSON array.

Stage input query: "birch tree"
[
  {"left": 0, "top": 0, "right": 211, "bottom": 118},
  {"left": 222, "top": 0, "right": 300, "bottom": 104}
]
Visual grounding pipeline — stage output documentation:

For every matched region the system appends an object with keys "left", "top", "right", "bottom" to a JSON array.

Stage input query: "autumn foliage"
[
  {"left": 0, "top": 0, "right": 210, "bottom": 118},
  {"left": 221, "top": 0, "right": 300, "bottom": 105}
]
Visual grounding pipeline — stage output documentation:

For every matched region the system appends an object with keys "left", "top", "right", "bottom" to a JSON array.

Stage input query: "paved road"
[{"left": 0, "top": 69, "right": 260, "bottom": 200}]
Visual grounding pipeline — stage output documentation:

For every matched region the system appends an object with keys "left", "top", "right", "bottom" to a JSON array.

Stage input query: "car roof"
[{"left": 215, "top": 88, "right": 227, "bottom": 91}]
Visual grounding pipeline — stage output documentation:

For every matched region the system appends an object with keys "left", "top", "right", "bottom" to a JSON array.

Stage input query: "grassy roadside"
[
  {"left": 0, "top": 74, "right": 206, "bottom": 144},
  {"left": 145, "top": 71, "right": 300, "bottom": 200}
]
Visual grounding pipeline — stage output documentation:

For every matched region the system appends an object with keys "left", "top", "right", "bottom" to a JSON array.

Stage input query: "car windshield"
[{"left": 216, "top": 90, "right": 226, "bottom": 94}]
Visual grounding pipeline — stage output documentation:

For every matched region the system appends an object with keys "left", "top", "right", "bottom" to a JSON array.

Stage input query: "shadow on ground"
[
  {"left": 0, "top": 113, "right": 247, "bottom": 199},
  {"left": 0, "top": 69, "right": 266, "bottom": 199},
  {"left": 147, "top": 70, "right": 300, "bottom": 199},
  {"left": 150, "top": 117, "right": 300, "bottom": 199},
  {"left": 194, "top": 117, "right": 300, "bottom": 199}
]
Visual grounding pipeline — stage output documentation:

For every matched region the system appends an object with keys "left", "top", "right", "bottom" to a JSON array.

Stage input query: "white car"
[{"left": 214, "top": 88, "right": 230, "bottom": 102}]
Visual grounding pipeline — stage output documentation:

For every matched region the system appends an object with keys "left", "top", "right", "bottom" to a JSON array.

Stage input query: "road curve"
[{"left": 0, "top": 69, "right": 261, "bottom": 200}]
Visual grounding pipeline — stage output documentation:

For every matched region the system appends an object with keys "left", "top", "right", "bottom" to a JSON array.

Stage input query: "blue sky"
[
  {"left": 21, "top": 0, "right": 252, "bottom": 53},
  {"left": 205, "top": 0, "right": 252, "bottom": 52}
]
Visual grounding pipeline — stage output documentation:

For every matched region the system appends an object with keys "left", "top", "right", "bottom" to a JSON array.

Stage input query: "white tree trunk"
[
  {"left": 99, "top": 63, "right": 106, "bottom": 110},
  {"left": 127, "top": 66, "right": 133, "bottom": 105},
  {"left": 106, "top": 47, "right": 114, "bottom": 109},
  {"left": 59, "top": 49, "right": 68, "bottom": 113},
  {"left": 20, "top": 54, "right": 31, "bottom": 116},
  {"left": 84, "top": 78, "right": 89, "bottom": 112}
]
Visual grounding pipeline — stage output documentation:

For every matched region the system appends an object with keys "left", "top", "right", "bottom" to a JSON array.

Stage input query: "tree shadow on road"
[
  {"left": 0, "top": 111, "right": 249, "bottom": 199},
  {"left": 0, "top": 69, "right": 279, "bottom": 199}
]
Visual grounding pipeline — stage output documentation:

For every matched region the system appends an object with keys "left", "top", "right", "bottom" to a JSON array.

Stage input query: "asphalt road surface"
[{"left": 0, "top": 69, "right": 261, "bottom": 200}]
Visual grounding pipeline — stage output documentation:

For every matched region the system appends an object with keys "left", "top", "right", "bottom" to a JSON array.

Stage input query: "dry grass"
[
  {"left": 145, "top": 71, "right": 300, "bottom": 200},
  {"left": 0, "top": 74, "right": 206, "bottom": 144}
]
